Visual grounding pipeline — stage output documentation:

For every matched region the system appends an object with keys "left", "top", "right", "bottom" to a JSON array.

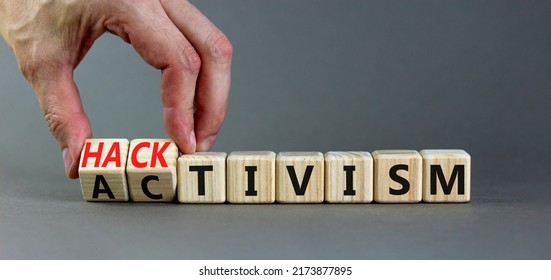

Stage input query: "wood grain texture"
[
  {"left": 372, "top": 150, "right": 422, "bottom": 203},
  {"left": 420, "top": 149, "right": 471, "bottom": 203},
  {"left": 177, "top": 152, "right": 227, "bottom": 203},
  {"left": 126, "top": 139, "right": 179, "bottom": 202},
  {"left": 79, "top": 139, "right": 129, "bottom": 202},
  {"left": 227, "top": 151, "right": 276, "bottom": 203},
  {"left": 324, "top": 151, "right": 373, "bottom": 203},
  {"left": 276, "top": 152, "right": 324, "bottom": 203}
]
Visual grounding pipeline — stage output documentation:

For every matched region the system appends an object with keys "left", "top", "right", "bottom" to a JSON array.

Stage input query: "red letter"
[
  {"left": 131, "top": 142, "right": 150, "bottom": 168},
  {"left": 151, "top": 142, "right": 171, "bottom": 168},
  {"left": 102, "top": 142, "right": 122, "bottom": 168},
  {"left": 81, "top": 142, "right": 104, "bottom": 168}
]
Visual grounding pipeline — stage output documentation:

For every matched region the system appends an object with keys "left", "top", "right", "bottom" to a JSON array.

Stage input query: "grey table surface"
[{"left": 1, "top": 0, "right": 550, "bottom": 259}]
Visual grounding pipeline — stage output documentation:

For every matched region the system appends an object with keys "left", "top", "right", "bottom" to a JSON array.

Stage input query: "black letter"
[
  {"left": 245, "top": 166, "right": 258, "bottom": 196},
  {"left": 389, "top": 164, "right": 410, "bottom": 195},
  {"left": 286, "top": 165, "right": 314, "bottom": 195},
  {"left": 343, "top": 165, "right": 356, "bottom": 196},
  {"left": 189, "top": 165, "right": 214, "bottom": 196},
  {"left": 430, "top": 165, "right": 465, "bottom": 195},
  {"left": 92, "top": 175, "right": 115, "bottom": 199},
  {"left": 142, "top": 175, "right": 162, "bottom": 199}
]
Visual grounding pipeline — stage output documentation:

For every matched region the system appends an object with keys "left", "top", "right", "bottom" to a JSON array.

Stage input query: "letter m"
[{"left": 430, "top": 165, "right": 465, "bottom": 195}]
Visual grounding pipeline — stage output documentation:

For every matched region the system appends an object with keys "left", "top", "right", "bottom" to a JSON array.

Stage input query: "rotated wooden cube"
[
  {"left": 227, "top": 151, "right": 276, "bottom": 203},
  {"left": 276, "top": 152, "right": 324, "bottom": 203},
  {"left": 177, "top": 152, "right": 227, "bottom": 203},
  {"left": 372, "top": 150, "right": 422, "bottom": 203},
  {"left": 325, "top": 151, "right": 373, "bottom": 203},
  {"left": 420, "top": 149, "right": 471, "bottom": 203},
  {"left": 126, "top": 139, "right": 179, "bottom": 202},
  {"left": 78, "top": 139, "right": 129, "bottom": 202}
]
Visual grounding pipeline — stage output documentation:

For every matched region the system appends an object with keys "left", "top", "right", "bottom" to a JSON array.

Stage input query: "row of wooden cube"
[{"left": 79, "top": 139, "right": 470, "bottom": 203}]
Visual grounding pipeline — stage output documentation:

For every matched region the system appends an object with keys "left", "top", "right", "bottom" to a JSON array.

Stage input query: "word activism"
[{"left": 79, "top": 139, "right": 470, "bottom": 203}]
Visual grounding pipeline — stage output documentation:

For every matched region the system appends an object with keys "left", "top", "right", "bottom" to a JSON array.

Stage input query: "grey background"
[{"left": 0, "top": 0, "right": 550, "bottom": 259}]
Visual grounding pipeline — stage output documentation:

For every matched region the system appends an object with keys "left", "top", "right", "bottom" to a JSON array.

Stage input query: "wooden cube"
[
  {"left": 372, "top": 150, "right": 422, "bottom": 203},
  {"left": 78, "top": 139, "right": 130, "bottom": 202},
  {"left": 227, "top": 151, "right": 276, "bottom": 203},
  {"left": 177, "top": 152, "right": 227, "bottom": 203},
  {"left": 126, "top": 139, "right": 179, "bottom": 202},
  {"left": 420, "top": 149, "right": 471, "bottom": 203},
  {"left": 324, "top": 152, "right": 373, "bottom": 203},
  {"left": 276, "top": 152, "right": 324, "bottom": 203}
]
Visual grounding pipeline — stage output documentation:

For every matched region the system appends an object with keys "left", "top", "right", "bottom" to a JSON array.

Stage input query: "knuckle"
[
  {"left": 44, "top": 110, "right": 67, "bottom": 140},
  {"left": 206, "top": 32, "right": 233, "bottom": 64},
  {"left": 180, "top": 45, "right": 202, "bottom": 74}
]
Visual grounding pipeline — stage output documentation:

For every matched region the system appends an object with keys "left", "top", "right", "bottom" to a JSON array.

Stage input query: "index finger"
[{"left": 105, "top": 2, "right": 200, "bottom": 153}]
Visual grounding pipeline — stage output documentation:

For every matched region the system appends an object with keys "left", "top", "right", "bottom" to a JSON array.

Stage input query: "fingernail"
[
  {"left": 197, "top": 135, "right": 217, "bottom": 152},
  {"left": 62, "top": 148, "right": 73, "bottom": 177},
  {"left": 189, "top": 130, "right": 197, "bottom": 152}
]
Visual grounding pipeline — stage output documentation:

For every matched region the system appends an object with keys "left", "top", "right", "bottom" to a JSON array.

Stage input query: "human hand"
[{"left": 0, "top": 0, "right": 233, "bottom": 179}]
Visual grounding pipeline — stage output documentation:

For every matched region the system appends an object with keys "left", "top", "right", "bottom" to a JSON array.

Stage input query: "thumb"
[{"left": 30, "top": 67, "right": 92, "bottom": 179}]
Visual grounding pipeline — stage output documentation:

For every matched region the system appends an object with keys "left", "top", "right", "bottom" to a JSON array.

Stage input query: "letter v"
[{"left": 286, "top": 165, "right": 314, "bottom": 195}]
